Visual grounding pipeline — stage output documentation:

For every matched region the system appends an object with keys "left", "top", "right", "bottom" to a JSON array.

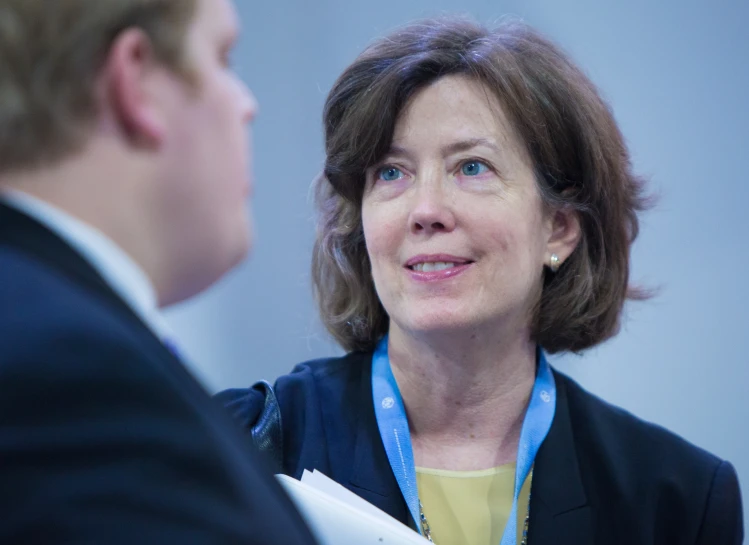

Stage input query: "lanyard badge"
[{"left": 372, "top": 336, "right": 556, "bottom": 545}]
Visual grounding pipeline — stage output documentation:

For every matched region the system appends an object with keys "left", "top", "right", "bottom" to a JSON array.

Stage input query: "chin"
[
  {"left": 237, "top": 210, "right": 254, "bottom": 256},
  {"left": 221, "top": 212, "right": 253, "bottom": 267},
  {"left": 399, "top": 309, "right": 481, "bottom": 336},
  {"left": 217, "top": 235, "right": 250, "bottom": 280},
  {"left": 195, "top": 231, "right": 251, "bottom": 295}
]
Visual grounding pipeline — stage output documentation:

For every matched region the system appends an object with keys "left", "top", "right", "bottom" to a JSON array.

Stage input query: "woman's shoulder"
[
  {"left": 554, "top": 369, "right": 742, "bottom": 504},
  {"left": 215, "top": 351, "right": 373, "bottom": 428},
  {"left": 273, "top": 351, "right": 375, "bottom": 423},
  {"left": 555, "top": 369, "right": 723, "bottom": 468},
  {"left": 216, "top": 351, "right": 377, "bottom": 478},
  {"left": 553, "top": 370, "right": 743, "bottom": 541},
  {"left": 282, "top": 350, "right": 372, "bottom": 385}
]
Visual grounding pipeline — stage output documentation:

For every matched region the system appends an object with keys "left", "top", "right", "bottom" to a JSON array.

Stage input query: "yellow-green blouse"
[{"left": 415, "top": 463, "right": 532, "bottom": 545}]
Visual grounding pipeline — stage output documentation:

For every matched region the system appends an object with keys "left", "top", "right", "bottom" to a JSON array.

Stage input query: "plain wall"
[{"left": 165, "top": 0, "right": 749, "bottom": 528}]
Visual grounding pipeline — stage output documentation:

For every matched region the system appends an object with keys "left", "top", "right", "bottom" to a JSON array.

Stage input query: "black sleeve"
[
  {"left": 695, "top": 460, "right": 744, "bottom": 545},
  {"left": 215, "top": 381, "right": 284, "bottom": 472},
  {"left": 216, "top": 384, "right": 271, "bottom": 431},
  {"left": 0, "top": 330, "right": 315, "bottom": 545}
]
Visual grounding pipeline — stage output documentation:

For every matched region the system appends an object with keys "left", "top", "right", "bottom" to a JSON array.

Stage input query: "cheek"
[
  {"left": 500, "top": 226, "right": 546, "bottom": 291},
  {"left": 362, "top": 203, "right": 403, "bottom": 272},
  {"left": 200, "top": 74, "right": 246, "bottom": 135},
  {"left": 485, "top": 219, "right": 514, "bottom": 255},
  {"left": 477, "top": 202, "right": 545, "bottom": 269},
  {"left": 204, "top": 86, "right": 250, "bottom": 186}
]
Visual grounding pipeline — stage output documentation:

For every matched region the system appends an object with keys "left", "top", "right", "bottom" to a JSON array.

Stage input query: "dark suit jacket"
[
  {"left": 218, "top": 351, "right": 744, "bottom": 545},
  {"left": 0, "top": 203, "right": 317, "bottom": 545}
]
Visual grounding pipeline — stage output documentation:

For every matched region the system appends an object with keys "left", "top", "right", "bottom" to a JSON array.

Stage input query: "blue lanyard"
[{"left": 371, "top": 335, "right": 556, "bottom": 545}]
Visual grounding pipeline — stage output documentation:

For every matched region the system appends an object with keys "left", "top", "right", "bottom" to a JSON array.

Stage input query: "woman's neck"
[{"left": 388, "top": 324, "right": 537, "bottom": 471}]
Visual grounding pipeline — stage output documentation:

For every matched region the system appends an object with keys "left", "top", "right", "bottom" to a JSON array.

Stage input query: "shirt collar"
[{"left": 0, "top": 188, "right": 172, "bottom": 341}]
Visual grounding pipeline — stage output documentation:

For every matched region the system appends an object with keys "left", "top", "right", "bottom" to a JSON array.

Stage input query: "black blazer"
[
  {"left": 0, "top": 203, "right": 317, "bottom": 545},
  {"left": 218, "top": 351, "right": 744, "bottom": 545}
]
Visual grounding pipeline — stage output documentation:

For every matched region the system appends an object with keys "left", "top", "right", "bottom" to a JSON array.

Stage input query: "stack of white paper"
[{"left": 277, "top": 470, "right": 430, "bottom": 545}]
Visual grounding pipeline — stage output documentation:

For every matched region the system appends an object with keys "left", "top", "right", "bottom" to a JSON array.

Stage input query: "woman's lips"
[
  {"left": 404, "top": 255, "right": 474, "bottom": 283},
  {"left": 406, "top": 262, "right": 473, "bottom": 282}
]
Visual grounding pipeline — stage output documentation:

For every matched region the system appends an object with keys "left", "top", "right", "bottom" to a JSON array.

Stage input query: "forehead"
[{"left": 393, "top": 75, "right": 520, "bottom": 149}]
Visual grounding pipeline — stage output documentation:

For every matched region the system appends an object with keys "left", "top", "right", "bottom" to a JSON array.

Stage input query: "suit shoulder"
[
  {"left": 0, "top": 249, "right": 127, "bottom": 341},
  {"left": 0, "top": 307, "right": 162, "bottom": 402},
  {"left": 0, "top": 249, "right": 191, "bottom": 405},
  {"left": 0, "top": 256, "right": 317, "bottom": 544}
]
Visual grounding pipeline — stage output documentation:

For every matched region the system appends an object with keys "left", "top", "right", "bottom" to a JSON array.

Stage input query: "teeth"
[{"left": 413, "top": 262, "right": 457, "bottom": 272}]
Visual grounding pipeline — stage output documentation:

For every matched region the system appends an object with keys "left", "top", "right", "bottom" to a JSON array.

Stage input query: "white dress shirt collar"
[{"left": 0, "top": 188, "right": 173, "bottom": 341}]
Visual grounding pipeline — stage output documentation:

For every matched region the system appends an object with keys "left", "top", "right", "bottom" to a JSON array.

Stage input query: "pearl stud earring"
[{"left": 549, "top": 253, "right": 560, "bottom": 272}]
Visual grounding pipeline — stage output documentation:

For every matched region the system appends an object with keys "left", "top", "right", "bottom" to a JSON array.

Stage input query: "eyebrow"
[
  {"left": 442, "top": 137, "right": 502, "bottom": 156},
  {"left": 387, "top": 137, "right": 503, "bottom": 160}
]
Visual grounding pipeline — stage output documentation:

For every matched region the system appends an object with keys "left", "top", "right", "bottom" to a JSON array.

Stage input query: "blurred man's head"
[{"left": 0, "top": 0, "right": 258, "bottom": 305}]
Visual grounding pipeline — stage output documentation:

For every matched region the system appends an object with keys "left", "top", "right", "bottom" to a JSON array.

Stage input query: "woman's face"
[{"left": 362, "top": 75, "right": 573, "bottom": 339}]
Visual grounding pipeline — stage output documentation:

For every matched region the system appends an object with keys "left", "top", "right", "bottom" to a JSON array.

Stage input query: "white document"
[
  {"left": 300, "top": 469, "right": 394, "bottom": 524},
  {"left": 277, "top": 470, "right": 430, "bottom": 545}
]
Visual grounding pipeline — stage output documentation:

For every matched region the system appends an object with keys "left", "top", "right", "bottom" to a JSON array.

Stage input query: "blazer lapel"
[
  {"left": 348, "top": 352, "right": 414, "bottom": 527},
  {"left": 0, "top": 202, "right": 120, "bottom": 307},
  {"left": 528, "top": 369, "right": 594, "bottom": 544},
  {"left": 0, "top": 202, "right": 178, "bottom": 367},
  {"left": 346, "top": 357, "right": 595, "bottom": 540}
]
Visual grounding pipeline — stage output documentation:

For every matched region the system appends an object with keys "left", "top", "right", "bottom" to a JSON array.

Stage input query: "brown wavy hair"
[{"left": 312, "top": 17, "right": 649, "bottom": 354}]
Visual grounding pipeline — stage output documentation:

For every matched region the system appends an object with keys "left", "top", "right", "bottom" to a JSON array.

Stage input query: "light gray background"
[{"left": 166, "top": 0, "right": 749, "bottom": 527}]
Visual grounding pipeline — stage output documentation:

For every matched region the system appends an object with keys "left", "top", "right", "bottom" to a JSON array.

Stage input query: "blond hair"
[{"left": 0, "top": 0, "right": 197, "bottom": 174}]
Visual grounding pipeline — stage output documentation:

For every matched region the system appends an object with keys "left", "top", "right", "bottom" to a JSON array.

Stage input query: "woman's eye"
[
  {"left": 460, "top": 161, "right": 489, "bottom": 176},
  {"left": 378, "top": 166, "right": 404, "bottom": 182}
]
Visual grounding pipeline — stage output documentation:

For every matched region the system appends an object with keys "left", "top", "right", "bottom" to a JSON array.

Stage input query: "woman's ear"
[{"left": 545, "top": 206, "right": 582, "bottom": 268}]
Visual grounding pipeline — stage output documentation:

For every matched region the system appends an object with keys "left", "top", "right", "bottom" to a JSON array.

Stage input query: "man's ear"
[
  {"left": 545, "top": 205, "right": 582, "bottom": 268},
  {"left": 102, "top": 28, "right": 168, "bottom": 146}
]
